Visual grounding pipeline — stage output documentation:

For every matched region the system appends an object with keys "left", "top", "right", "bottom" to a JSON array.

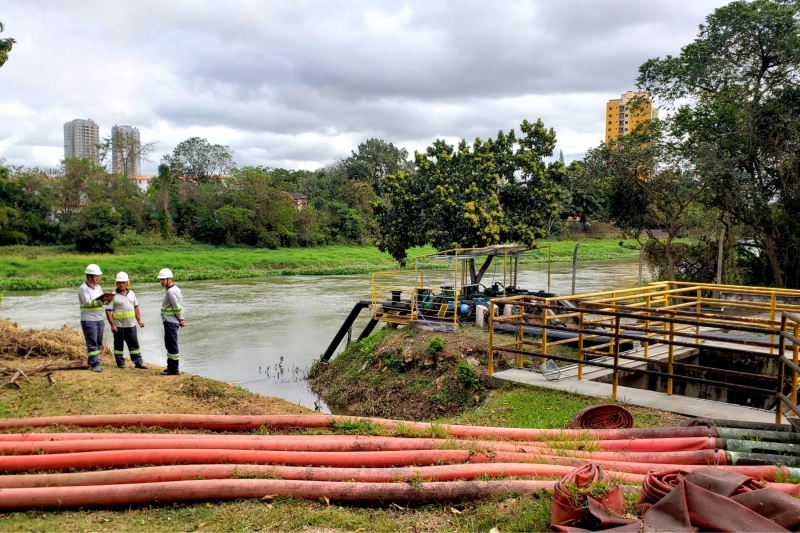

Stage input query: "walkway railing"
[{"left": 488, "top": 299, "right": 800, "bottom": 423}]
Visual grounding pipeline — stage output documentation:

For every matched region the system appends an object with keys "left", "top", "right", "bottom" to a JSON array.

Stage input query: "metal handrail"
[{"left": 488, "top": 303, "right": 800, "bottom": 424}]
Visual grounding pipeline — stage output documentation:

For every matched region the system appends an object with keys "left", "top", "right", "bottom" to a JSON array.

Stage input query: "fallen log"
[{"left": 0, "top": 362, "right": 88, "bottom": 375}]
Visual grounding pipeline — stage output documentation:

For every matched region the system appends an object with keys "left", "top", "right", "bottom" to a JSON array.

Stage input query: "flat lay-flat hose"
[{"left": 569, "top": 404, "right": 634, "bottom": 429}]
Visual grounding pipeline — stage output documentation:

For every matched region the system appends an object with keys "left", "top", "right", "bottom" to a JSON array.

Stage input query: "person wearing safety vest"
[
  {"left": 105, "top": 272, "right": 147, "bottom": 370},
  {"left": 78, "top": 264, "right": 112, "bottom": 372},
  {"left": 158, "top": 268, "right": 184, "bottom": 376}
]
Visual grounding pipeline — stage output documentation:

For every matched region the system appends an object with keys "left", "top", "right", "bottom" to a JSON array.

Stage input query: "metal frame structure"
[{"left": 488, "top": 284, "right": 800, "bottom": 424}]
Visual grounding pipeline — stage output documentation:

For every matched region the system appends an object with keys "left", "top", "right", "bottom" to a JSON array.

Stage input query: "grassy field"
[
  {"left": 0, "top": 319, "right": 673, "bottom": 533},
  {"left": 0, "top": 238, "right": 639, "bottom": 291}
]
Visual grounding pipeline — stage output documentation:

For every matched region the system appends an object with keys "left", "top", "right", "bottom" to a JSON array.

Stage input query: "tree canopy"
[{"left": 0, "top": 21, "right": 14, "bottom": 69}]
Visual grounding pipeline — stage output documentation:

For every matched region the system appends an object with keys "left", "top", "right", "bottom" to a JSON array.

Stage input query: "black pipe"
[
  {"left": 321, "top": 300, "right": 371, "bottom": 362},
  {"left": 357, "top": 319, "right": 380, "bottom": 341},
  {"left": 681, "top": 418, "right": 794, "bottom": 432}
]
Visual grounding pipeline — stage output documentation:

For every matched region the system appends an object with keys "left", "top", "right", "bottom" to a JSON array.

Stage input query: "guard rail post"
[
  {"left": 667, "top": 314, "right": 675, "bottom": 395},
  {"left": 794, "top": 323, "right": 800, "bottom": 405},
  {"left": 488, "top": 301, "right": 495, "bottom": 375},
  {"left": 577, "top": 309, "right": 585, "bottom": 381},
  {"left": 516, "top": 302, "right": 524, "bottom": 369},
  {"left": 777, "top": 319, "right": 786, "bottom": 425},
  {"left": 695, "top": 288, "right": 702, "bottom": 344},
  {"left": 612, "top": 315, "right": 622, "bottom": 400},
  {"left": 644, "top": 294, "right": 651, "bottom": 359},
  {"left": 770, "top": 293, "right": 777, "bottom": 355},
  {"left": 541, "top": 306, "right": 548, "bottom": 366}
]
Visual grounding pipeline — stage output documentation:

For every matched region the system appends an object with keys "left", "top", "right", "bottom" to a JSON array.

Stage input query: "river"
[{"left": 0, "top": 258, "right": 640, "bottom": 411}]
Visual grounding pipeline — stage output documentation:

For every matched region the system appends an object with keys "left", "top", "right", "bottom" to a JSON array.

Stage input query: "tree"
[
  {"left": 581, "top": 121, "right": 710, "bottom": 281},
  {"left": 161, "top": 137, "right": 235, "bottom": 182},
  {"left": 98, "top": 132, "right": 158, "bottom": 177},
  {"left": 0, "top": 21, "right": 14, "bottom": 68},
  {"left": 350, "top": 138, "right": 411, "bottom": 194},
  {"left": 637, "top": 0, "right": 800, "bottom": 286},
  {"left": 66, "top": 202, "right": 122, "bottom": 253},
  {"left": 375, "top": 119, "right": 562, "bottom": 278}
]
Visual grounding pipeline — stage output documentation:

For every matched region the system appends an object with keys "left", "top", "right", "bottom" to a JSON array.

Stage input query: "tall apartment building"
[
  {"left": 111, "top": 125, "right": 141, "bottom": 177},
  {"left": 63, "top": 119, "right": 100, "bottom": 163},
  {"left": 604, "top": 91, "right": 658, "bottom": 143}
]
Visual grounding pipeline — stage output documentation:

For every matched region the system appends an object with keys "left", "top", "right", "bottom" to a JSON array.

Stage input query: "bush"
[
  {"left": 66, "top": 202, "right": 122, "bottom": 253},
  {"left": 428, "top": 335, "right": 446, "bottom": 355}
]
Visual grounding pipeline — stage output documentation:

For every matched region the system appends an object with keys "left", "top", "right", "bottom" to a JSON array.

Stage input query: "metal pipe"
[{"left": 321, "top": 300, "right": 371, "bottom": 362}]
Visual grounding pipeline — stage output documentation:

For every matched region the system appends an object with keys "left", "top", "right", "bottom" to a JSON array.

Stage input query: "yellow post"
[
  {"left": 667, "top": 316, "right": 675, "bottom": 395},
  {"left": 612, "top": 316, "right": 622, "bottom": 401},
  {"left": 541, "top": 306, "right": 548, "bottom": 365},
  {"left": 770, "top": 293, "right": 777, "bottom": 355},
  {"left": 488, "top": 301, "right": 495, "bottom": 375},
  {"left": 517, "top": 302, "right": 524, "bottom": 368},
  {"left": 695, "top": 288, "right": 701, "bottom": 345},
  {"left": 793, "top": 323, "right": 799, "bottom": 406},
  {"left": 578, "top": 309, "right": 585, "bottom": 381},
  {"left": 644, "top": 294, "right": 651, "bottom": 359},
  {"left": 777, "top": 316, "right": 786, "bottom": 425},
  {"left": 547, "top": 247, "right": 552, "bottom": 293}
]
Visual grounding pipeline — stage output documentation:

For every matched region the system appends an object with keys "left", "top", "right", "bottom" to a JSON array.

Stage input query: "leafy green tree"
[
  {"left": 581, "top": 122, "right": 710, "bottom": 281},
  {"left": 161, "top": 137, "right": 235, "bottom": 182},
  {"left": 0, "top": 165, "right": 58, "bottom": 244},
  {"left": 66, "top": 202, "right": 122, "bottom": 253},
  {"left": 350, "top": 138, "right": 411, "bottom": 194},
  {"left": 375, "top": 120, "right": 561, "bottom": 276},
  {"left": 638, "top": 0, "right": 800, "bottom": 286},
  {"left": 0, "top": 22, "right": 14, "bottom": 68}
]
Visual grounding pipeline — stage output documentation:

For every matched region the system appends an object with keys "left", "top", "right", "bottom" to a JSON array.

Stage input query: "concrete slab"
[{"left": 492, "top": 367, "right": 780, "bottom": 423}]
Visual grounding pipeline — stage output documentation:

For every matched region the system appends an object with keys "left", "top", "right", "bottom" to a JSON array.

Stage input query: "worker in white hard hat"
[
  {"left": 105, "top": 272, "right": 147, "bottom": 370},
  {"left": 78, "top": 264, "right": 112, "bottom": 372},
  {"left": 158, "top": 268, "right": 184, "bottom": 375}
]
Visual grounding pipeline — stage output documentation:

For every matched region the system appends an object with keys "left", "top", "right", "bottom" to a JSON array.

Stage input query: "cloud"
[{"left": 0, "top": 0, "right": 730, "bottom": 173}]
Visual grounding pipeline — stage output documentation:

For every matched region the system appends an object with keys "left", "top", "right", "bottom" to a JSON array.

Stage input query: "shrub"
[
  {"left": 428, "top": 335, "right": 446, "bottom": 355},
  {"left": 457, "top": 359, "right": 480, "bottom": 390},
  {"left": 66, "top": 202, "right": 122, "bottom": 253}
]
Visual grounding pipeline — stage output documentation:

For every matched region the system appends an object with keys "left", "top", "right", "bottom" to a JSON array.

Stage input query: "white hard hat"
[
  {"left": 157, "top": 268, "right": 174, "bottom": 279},
  {"left": 85, "top": 264, "right": 102, "bottom": 276},
  {"left": 115, "top": 272, "right": 129, "bottom": 283}
]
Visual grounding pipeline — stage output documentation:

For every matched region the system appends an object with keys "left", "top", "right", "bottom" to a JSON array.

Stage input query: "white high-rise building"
[
  {"left": 64, "top": 119, "right": 100, "bottom": 163},
  {"left": 111, "top": 125, "right": 141, "bottom": 177}
]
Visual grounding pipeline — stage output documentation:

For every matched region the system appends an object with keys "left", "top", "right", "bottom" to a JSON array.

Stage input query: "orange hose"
[
  {"left": 0, "top": 479, "right": 561, "bottom": 509},
  {"left": 0, "top": 436, "right": 718, "bottom": 455},
  {"left": 0, "top": 414, "right": 713, "bottom": 440},
  {"left": 0, "top": 463, "right": 645, "bottom": 488},
  {"left": 0, "top": 433, "right": 718, "bottom": 452}
]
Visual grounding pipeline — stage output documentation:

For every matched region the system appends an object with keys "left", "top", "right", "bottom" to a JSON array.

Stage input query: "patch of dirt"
[{"left": 308, "top": 328, "right": 492, "bottom": 421}]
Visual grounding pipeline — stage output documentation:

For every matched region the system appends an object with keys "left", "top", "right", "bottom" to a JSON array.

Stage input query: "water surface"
[{"left": 0, "top": 258, "right": 640, "bottom": 411}]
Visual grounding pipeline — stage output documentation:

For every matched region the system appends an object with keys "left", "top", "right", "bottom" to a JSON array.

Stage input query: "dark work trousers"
[
  {"left": 80, "top": 320, "right": 104, "bottom": 367},
  {"left": 163, "top": 321, "right": 180, "bottom": 373},
  {"left": 113, "top": 327, "right": 143, "bottom": 367}
]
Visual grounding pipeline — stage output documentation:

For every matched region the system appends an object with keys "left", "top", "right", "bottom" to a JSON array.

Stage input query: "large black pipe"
[
  {"left": 321, "top": 301, "right": 371, "bottom": 362},
  {"left": 357, "top": 319, "right": 380, "bottom": 342}
]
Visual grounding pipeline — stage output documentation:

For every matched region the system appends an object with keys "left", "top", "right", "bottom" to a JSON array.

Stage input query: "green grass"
[{"left": 0, "top": 238, "right": 638, "bottom": 291}]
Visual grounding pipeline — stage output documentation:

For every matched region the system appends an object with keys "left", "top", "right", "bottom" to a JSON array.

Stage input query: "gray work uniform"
[{"left": 110, "top": 290, "right": 139, "bottom": 328}]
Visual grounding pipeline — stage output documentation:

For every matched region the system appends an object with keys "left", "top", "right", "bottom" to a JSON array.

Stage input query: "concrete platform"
[{"left": 491, "top": 366, "right": 781, "bottom": 423}]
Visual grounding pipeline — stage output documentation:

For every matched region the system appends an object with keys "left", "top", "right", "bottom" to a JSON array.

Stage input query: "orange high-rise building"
[{"left": 604, "top": 91, "right": 658, "bottom": 143}]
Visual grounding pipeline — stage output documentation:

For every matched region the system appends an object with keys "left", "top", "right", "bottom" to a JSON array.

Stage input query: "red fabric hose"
[
  {"left": 0, "top": 433, "right": 717, "bottom": 453},
  {"left": 0, "top": 414, "right": 714, "bottom": 440},
  {"left": 0, "top": 463, "right": 646, "bottom": 488},
  {"left": 0, "top": 447, "right": 727, "bottom": 472},
  {"left": 0, "top": 479, "right": 560, "bottom": 509},
  {"left": 0, "top": 436, "right": 718, "bottom": 455},
  {"left": 569, "top": 404, "right": 634, "bottom": 429}
]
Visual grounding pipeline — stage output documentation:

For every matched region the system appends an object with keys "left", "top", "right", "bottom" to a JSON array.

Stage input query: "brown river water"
[{"left": 0, "top": 258, "right": 641, "bottom": 412}]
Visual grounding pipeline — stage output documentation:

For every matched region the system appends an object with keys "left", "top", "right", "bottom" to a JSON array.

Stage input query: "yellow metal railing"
[{"left": 488, "top": 298, "right": 793, "bottom": 415}]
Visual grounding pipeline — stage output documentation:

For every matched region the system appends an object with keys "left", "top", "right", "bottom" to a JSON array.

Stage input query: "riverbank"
[
  {"left": 0, "top": 319, "right": 670, "bottom": 532},
  {"left": 0, "top": 238, "right": 639, "bottom": 291}
]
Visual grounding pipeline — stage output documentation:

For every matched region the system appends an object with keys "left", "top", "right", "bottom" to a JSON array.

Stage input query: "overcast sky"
[{"left": 0, "top": 1, "right": 729, "bottom": 174}]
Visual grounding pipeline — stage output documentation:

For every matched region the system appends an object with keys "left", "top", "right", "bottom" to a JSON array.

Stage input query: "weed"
[
  {"left": 428, "top": 335, "right": 446, "bottom": 355},
  {"left": 330, "top": 419, "right": 380, "bottom": 435},
  {"left": 456, "top": 360, "right": 480, "bottom": 390}
]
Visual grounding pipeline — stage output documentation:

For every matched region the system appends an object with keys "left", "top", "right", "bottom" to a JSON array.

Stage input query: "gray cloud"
[{"left": 0, "top": 0, "right": 729, "bottom": 173}]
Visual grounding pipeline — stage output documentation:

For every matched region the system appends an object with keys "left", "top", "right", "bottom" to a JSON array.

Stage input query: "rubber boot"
[
  {"left": 132, "top": 354, "right": 147, "bottom": 369},
  {"left": 114, "top": 353, "right": 126, "bottom": 368},
  {"left": 161, "top": 359, "right": 179, "bottom": 376}
]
